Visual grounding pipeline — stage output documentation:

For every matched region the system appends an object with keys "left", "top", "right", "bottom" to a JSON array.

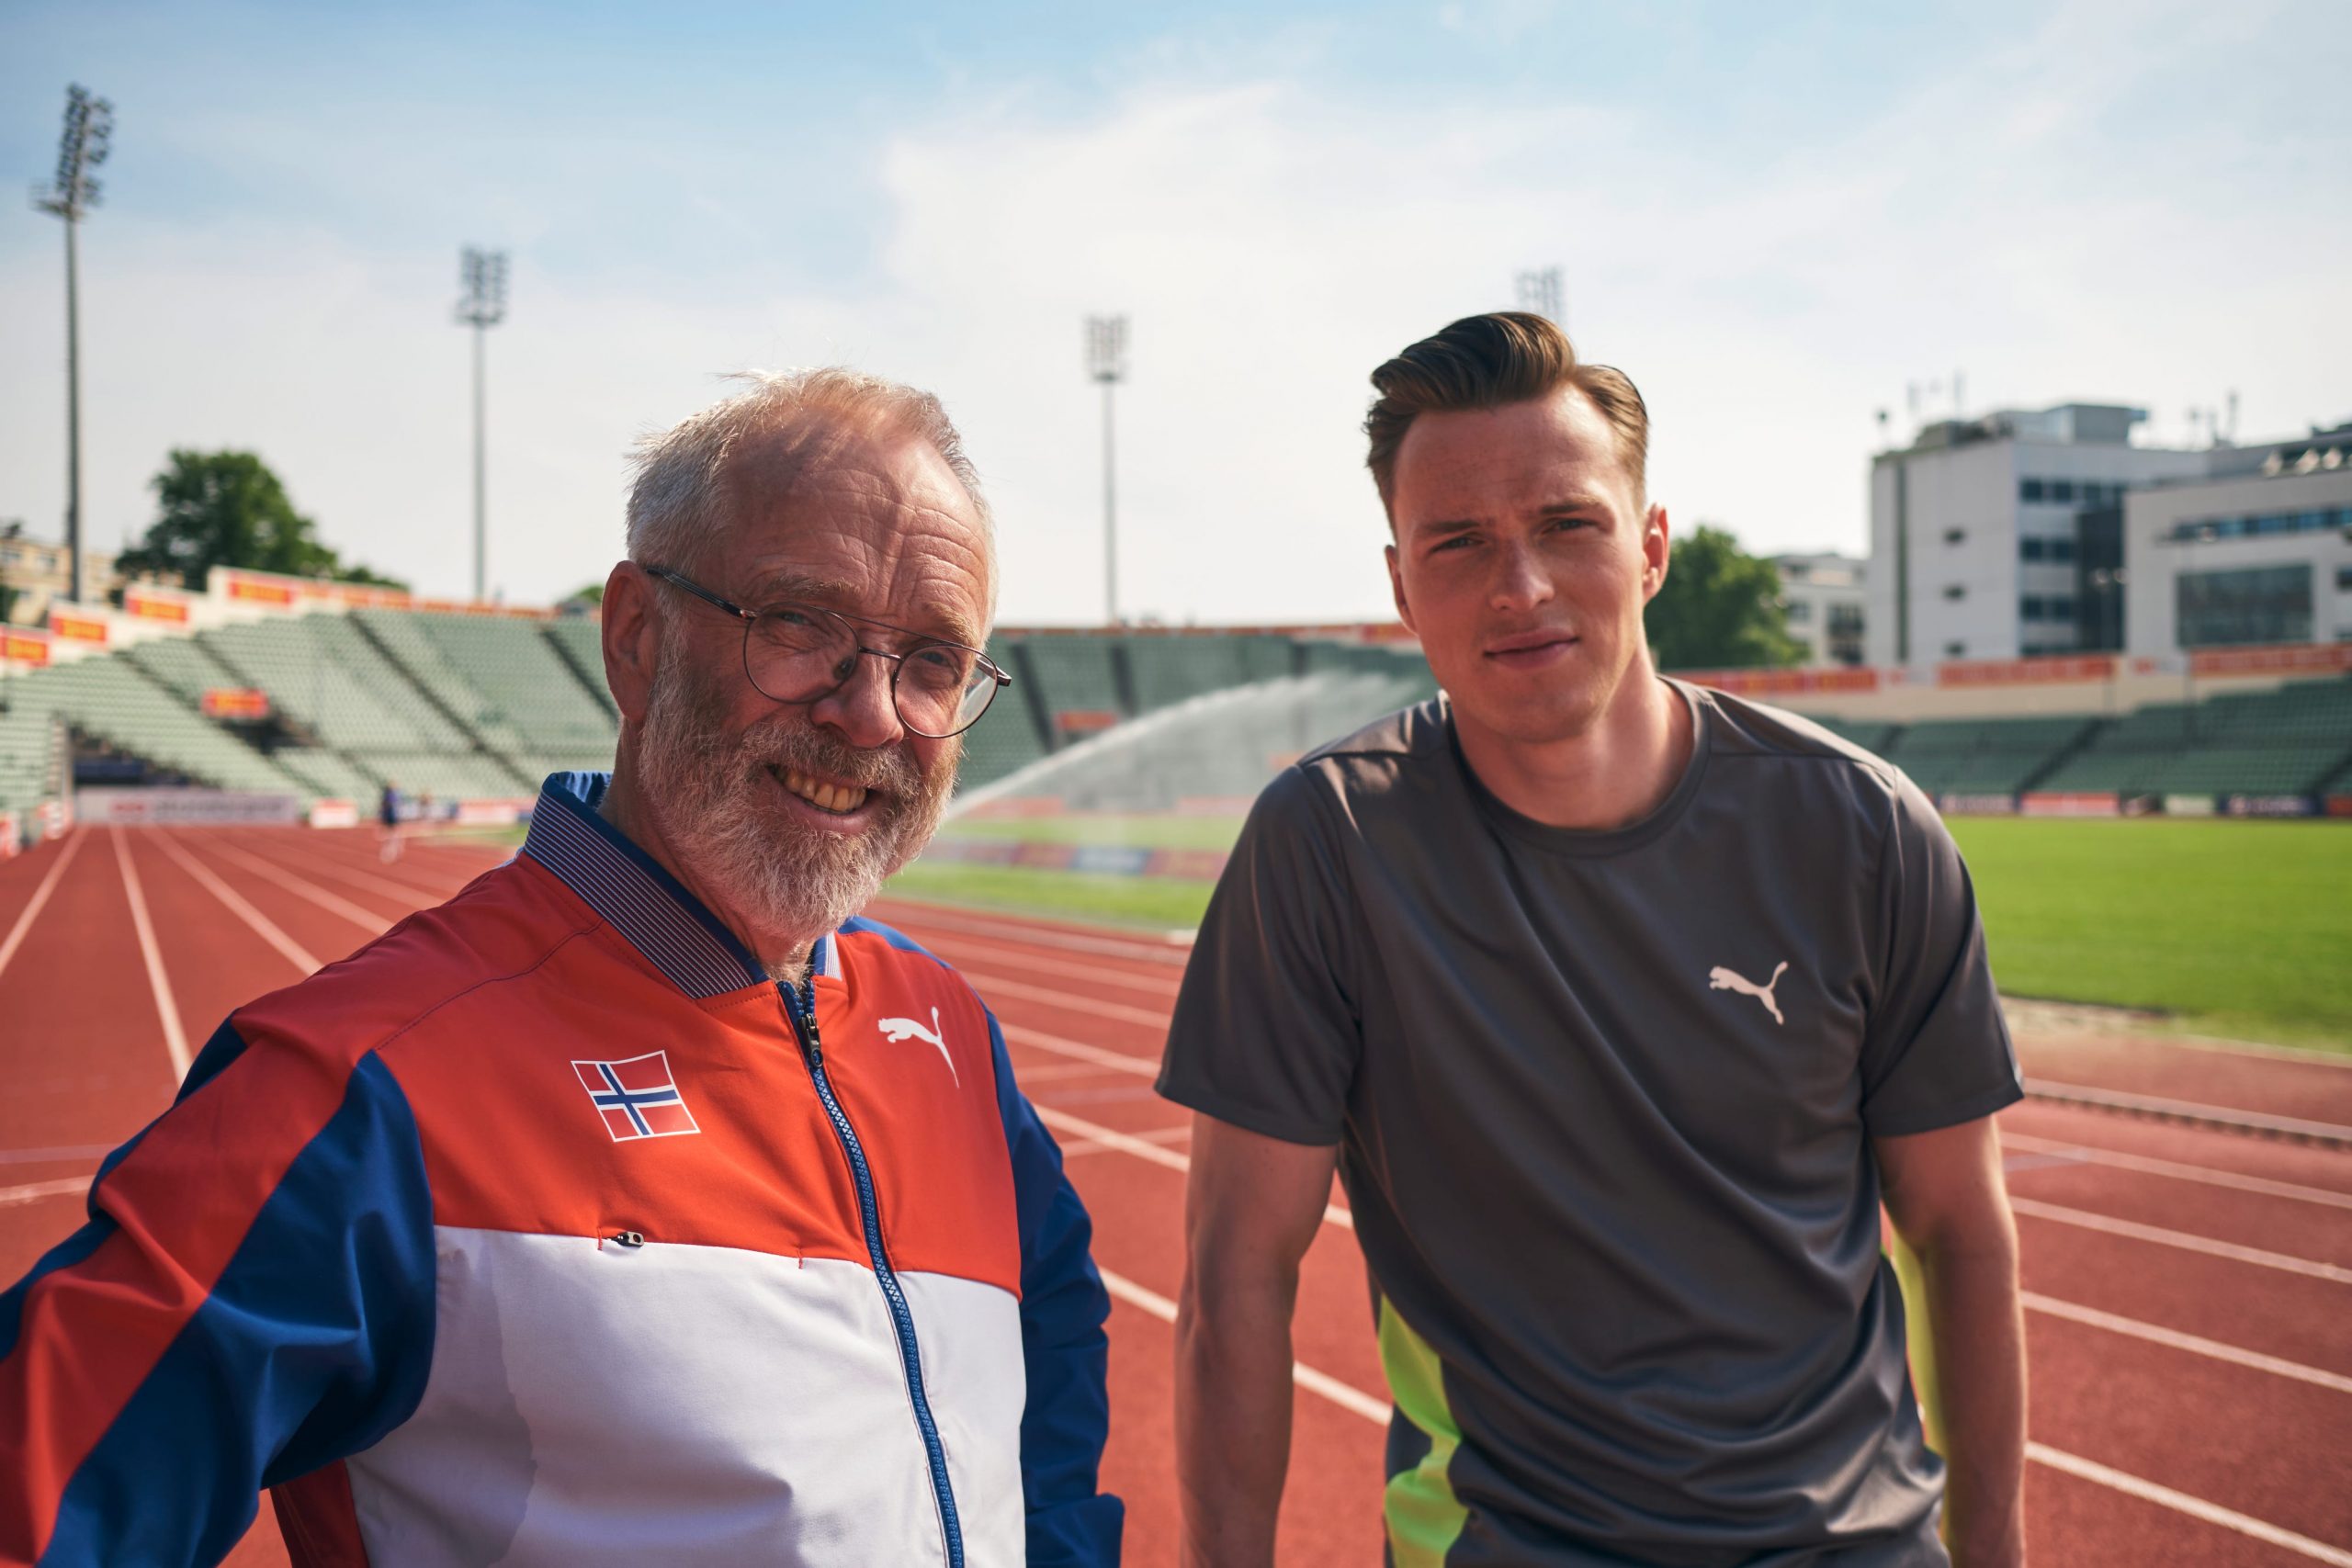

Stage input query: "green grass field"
[
  {"left": 891, "top": 816, "right": 2352, "bottom": 1049},
  {"left": 936, "top": 814, "right": 1249, "bottom": 851}
]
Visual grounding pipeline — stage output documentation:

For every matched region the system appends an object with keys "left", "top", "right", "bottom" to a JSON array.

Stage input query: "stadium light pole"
[
  {"left": 455, "top": 248, "right": 509, "bottom": 604},
  {"left": 1514, "top": 265, "right": 1563, "bottom": 325},
  {"left": 1085, "top": 315, "right": 1129, "bottom": 626},
  {"left": 31, "top": 85, "right": 115, "bottom": 606}
]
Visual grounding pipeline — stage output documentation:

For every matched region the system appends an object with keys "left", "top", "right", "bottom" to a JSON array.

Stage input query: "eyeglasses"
[{"left": 643, "top": 565, "right": 1010, "bottom": 739}]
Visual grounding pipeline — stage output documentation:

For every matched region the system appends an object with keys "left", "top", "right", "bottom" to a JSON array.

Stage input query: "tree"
[
  {"left": 1644, "top": 524, "right": 1803, "bottom": 672},
  {"left": 113, "top": 450, "right": 406, "bottom": 592},
  {"left": 565, "top": 581, "right": 605, "bottom": 607}
]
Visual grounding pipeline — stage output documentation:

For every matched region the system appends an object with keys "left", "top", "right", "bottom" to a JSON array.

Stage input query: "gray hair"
[{"left": 626, "top": 367, "right": 994, "bottom": 592}]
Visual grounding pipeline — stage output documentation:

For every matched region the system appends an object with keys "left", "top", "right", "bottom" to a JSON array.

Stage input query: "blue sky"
[{"left": 4, "top": 0, "right": 2346, "bottom": 621}]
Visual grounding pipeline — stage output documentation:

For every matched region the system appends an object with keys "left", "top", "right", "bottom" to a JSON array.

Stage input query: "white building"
[
  {"left": 1772, "top": 553, "right": 1867, "bottom": 667},
  {"left": 2122, "top": 424, "right": 2352, "bottom": 657},
  {"left": 1866, "top": 404, "right": 2207, "bottom": 667}
]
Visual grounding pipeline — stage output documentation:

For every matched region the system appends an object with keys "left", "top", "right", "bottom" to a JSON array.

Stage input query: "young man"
[
  {"left": 0, "top": 371, "right": 1123, "bottom": 1567},
  {"left": 1161, "top": 313, "right": 2026, "bottom": 1566}
]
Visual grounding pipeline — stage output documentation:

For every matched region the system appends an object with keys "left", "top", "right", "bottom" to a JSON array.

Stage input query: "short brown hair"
[{"left": 1363, "top": 311, "right": 1649, "bottom": 515}]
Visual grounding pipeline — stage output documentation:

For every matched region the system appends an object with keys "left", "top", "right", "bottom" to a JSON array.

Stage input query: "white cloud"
[{"left": 3, "top": 4, "right": 2345, "bottom": 626}]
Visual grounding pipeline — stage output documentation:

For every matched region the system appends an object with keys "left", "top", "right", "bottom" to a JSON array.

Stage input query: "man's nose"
[
  {"left": 807, "top": 649, "right": 906, "bottom": 750},
  {"left": 1486, "top": 540, "right": 1555, "bottom": 613}
]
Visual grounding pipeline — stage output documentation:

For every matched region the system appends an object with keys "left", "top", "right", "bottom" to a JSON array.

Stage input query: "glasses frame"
[{"left": 643, "top": 564, "right": 1011, "bottom": 739}]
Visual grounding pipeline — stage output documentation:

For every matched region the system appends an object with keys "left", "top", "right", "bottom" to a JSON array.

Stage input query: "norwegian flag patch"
[{"left": 573, "top": 1051, "right": 700, "bottom": 1142}]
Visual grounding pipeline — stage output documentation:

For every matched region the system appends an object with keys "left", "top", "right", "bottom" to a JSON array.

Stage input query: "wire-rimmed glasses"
[{"left": 644, "top": 565, "right": 1009, "bottom": 739}]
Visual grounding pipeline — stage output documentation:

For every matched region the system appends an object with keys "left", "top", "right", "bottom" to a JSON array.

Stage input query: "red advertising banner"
[
  {"left": 200, "top": 687, "right": 273, "bottom": 719},
  {"left": 124, "top": 588, "right": 192, "bottom": 624},
  {"left": 2190, "top": 643, "right": 2352, "bottom": 679},
  {"left": 49, "top": 610, "right": 107, "bottom": 646},
  {"left": 2020, "top": 792, "right": 2121, "bottom": 818},
  {"left": 224, "top": 574, "right": 297, "bottom": 607},
  {"left": 1, "top": 630, "right": 52, "bottom": 668},
  {"left": 1673, "top": 666, "right": 1881, "bottom": 698},
  {"left": 1054, "top": 708, "right": 1123, "bottom": 735},
  {"left": 1939, "top": 654, "right": 2118, "bottom": 687}
]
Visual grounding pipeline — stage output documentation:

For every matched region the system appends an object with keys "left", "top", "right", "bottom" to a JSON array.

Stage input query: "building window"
[
  {"left": 2020, "top": 537, "right": 2046, "bottom": 561},
  {"left": 2177, "top": 564, "right": 2314, "bottom": 648},
  {"left": 2049, "top": 479, "right": 2075, "bottom": 503},
  {"left": 1944, "top": 527, "right": 1966, "bottom": 546},
  {"left": 2171, "top": 506, "right": 2348, "bottom": 543},
  {"left": 2051, "top": 538, "right": 2075, "bottom": 563},
  {"left": 2336, "top": 564, "right": 2352, "bottom": 592},
  {"left": 1827, "top": 604, "right": 1865, "bottom": 637},
  {"left": 1942, "top": 584, "right": 1966, "bottom": 601},
  {"left": 2019, "top": 479, "right": 2045, "bottom": 502},
  {"left": 1784, "top": 599, "right": 1813, "bottom": 624},
  {"left": 2021, "top": 596, "right": 2045, "bottom": 621},
  {"left": 1944, "top": 641, "right": 1967, "bottom": 658},
  {"left": 2050, "top": 595, "right": 2076, "bottom": 621}
]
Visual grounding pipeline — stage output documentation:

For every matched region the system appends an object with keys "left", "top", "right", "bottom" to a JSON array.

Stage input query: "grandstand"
[{"left": 3, "top": 574, "right": 2349, "bottom": 846}]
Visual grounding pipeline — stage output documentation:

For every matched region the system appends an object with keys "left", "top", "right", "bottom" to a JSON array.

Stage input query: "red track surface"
[{"left": 2, "top": 827, "right": 2347, "bottom": 1566}]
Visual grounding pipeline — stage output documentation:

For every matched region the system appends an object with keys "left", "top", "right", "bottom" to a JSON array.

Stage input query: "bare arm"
[
  {"left": 1877, "top": 1115, "right": 2028, "bottom": 1568},
  {"left": 1174, "top": 1113, "right": 1341, "bottom": 1568}
]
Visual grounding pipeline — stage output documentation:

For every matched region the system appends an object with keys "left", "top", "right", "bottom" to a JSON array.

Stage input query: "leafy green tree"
[
  {"left": 114, "top": 450, "right": 405, "bottom": 592},
  {"left": 1644, "top": 524, "right": 1803, "bottom": 671},
  {"left": 565, "top": 581, "right": 605, "bottom": 607}
]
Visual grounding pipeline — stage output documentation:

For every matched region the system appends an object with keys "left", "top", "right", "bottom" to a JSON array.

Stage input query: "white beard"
[{"left": 632, "top": 641, "right": 957, "bottom": 964}]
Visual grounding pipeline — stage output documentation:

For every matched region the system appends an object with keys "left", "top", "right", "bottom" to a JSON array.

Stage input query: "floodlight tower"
[
  {"left": 1514, "top": 265, "right": 1564, "bottom": 325},
  {"left": 455, "top": 248, "right": 510, "bottom": 603},
  {"left": 1084, "top": 314, "right": 1130, "bottom": 625},
  {"left": 32, "top": 85, "right": 115, "bottom": 605}
]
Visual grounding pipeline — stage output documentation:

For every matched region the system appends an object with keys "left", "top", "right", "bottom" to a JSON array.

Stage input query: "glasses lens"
[
  {"left": 894, "top": 643, "right": 993, "bottom": 737},
  {"left": 745, "top": 606, "right": 856, "bottom": 702}
]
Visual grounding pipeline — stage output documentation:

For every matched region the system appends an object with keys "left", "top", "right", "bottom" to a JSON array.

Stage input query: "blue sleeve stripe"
[{"left": 39, "top": 1052, "right": 436, "bottom": 1568}]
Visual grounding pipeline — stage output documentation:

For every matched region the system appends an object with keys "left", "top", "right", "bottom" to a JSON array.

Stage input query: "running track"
[{"left": 1, "top": 827, "right": 2346, "bottom": 1566}]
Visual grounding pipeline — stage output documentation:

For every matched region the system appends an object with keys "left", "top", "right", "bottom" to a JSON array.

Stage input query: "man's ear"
[
  {"left": 1385, "top": 541, "right": 1418, "bottom": 637},
  {"left": 601, "top": 561, "right": 661, "bottom": 725},
  {"left": 1640, "top": 503, "right": 1671, "bottom": 605}
]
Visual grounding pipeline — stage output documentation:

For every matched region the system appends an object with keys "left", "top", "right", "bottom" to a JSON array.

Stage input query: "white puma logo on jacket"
[
  {"left": 1708, "top": 961, "right": 1789, "bottom": 1026},
  {"left": 878, "top": 1007, "right": 958, "bottom": 1084}
]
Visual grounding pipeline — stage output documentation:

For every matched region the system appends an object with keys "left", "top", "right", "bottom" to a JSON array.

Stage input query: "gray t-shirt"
[{"left": 1157, "top": 682, "right": 2021, "bottom": 1567}]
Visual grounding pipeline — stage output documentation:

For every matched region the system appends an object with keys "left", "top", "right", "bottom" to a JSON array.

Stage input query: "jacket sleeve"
[
  {"left": 987, "top": 1010, "right": 1125, "bottom": 1567},
  {"left": 0, "top": 1019, "right": 437, "bottom": 1567}
]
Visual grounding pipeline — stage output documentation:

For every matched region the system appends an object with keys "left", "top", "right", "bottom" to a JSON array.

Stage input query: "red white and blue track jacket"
[{"left": 0, "top": 773, "right": 1124, "bottom": 1567}]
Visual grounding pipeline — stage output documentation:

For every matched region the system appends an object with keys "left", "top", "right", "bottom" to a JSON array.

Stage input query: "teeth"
[{"left": 782, "top": 768, "right": 868, "bottom": 815}]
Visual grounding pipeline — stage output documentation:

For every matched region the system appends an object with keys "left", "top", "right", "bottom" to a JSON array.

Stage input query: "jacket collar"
[{"left": 520, "top": 771, "right": 833, "bottom": 998}]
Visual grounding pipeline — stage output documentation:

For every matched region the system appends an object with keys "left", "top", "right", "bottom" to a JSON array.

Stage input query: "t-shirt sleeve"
[
  {"left": 1858, "top": 772, "right": 2024, "bottom": 1137},
  {"left": 1155, "top": 766, "right": 1362, "bottom": 1146}
]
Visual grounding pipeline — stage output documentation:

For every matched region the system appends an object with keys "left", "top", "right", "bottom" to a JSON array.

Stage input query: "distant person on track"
[
  {"left": 1161, "top": 313, "right": 2028, "bottom": 1567},
  {"left": 0, "top": 370, "right": 1123, "bottom": 1567},
  {"left": 375, "top": 778, "right": 403, "bottom": 861}
]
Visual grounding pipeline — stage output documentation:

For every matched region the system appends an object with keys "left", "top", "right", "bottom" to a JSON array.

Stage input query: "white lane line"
[
  {"left": 0, "top": 1177, "right": 90, "bottom": 1208},
  {"left": 2024, "top": 1077, "right": 2352, "bottom": 1145},
  {"left": 2021, "top": 1292, "right": 2352, "bottom": 1395},
  {"left": 877, "top": 899, "right": 1192, "bottom": 964},
  {"left": 111, "top": 829, "right": 192, "bottom": 1081},
  {"left": 1107, "top": 1258, "right": 2348, "bottom": 1559},
  {"left": 2026, "top": 1442, "right": 2352, "bottom": 1566},
  {"left": 2002, "top": 1131, "right": 2352, "bottom": 1212},
  {"left": 1001, "top": 1021, "right": 1159, "bottom": 1078},
  {"left": 0, "top": 830, "right": 88, "bottom": 987},
  {"left": 1094, "top": 1266, "right": 1391, "bottom": 1425},
  {"left": 1035, "top": 1103, "right": 1355, "bottom": 1232},
  {"left": 238, "top": 832, "right": 458, "bottom": 904},
  {"left": 195, "top": 837, "right": 390, "bottom": 931},
  {"left": 1061, "top": 1124, "right": 1194, "bottom": 1158},
  {"left": 917, "top": 931, "right": 1183, "bottom": 998},
  {"left": 2009, "top": 1197, "right": 2352, "bottom": 1284},
  {"left": 0, "top": 1144, "right": 115, "bottom": 1166},
  {"left": 149, "top": 831, "right": 321, "bottom": 976},
  {"left": 961, "top": 970, "right": 1170, "bottom": 1029}
]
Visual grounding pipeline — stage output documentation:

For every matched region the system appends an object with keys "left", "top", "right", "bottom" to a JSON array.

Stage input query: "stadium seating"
[
  {"left": 1882, "top": 716, "right": 2096, "bottom": 795},
  {"left": 1123, "top": 636, "right": 1296, "bottom": 712},
  {"left": 1019, "top": 637, "right": 1125, "bottom": 725},
  {"left": 2, "top": 657, "right": 301, "bottom": 797},
  {"left": 545, "top": 616, "right": 618, "bottom": 719},
  {"left": 0, "top": 700, "right": 65, "bottom": 818},
  {"left": 2039, "top": 681, "right": 2352, "bottom": 796}
]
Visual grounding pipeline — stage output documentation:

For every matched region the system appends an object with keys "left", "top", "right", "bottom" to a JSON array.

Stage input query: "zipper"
[{"left": 784, "top": 980, "right": 966, "bottom": 1568}]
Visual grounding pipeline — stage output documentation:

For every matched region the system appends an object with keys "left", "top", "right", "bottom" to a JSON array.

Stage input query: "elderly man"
[{"left": 0, "top": 371, "right": 1124, "bottom": 1567}]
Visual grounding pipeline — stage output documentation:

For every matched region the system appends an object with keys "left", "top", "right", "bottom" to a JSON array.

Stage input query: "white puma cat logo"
[
  {"left": 878, "top": 1007, "right": 957, "bottom": 1085},
  {"left": 1708, "top": 961, "right": 1789, "bottom": 1026}
]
